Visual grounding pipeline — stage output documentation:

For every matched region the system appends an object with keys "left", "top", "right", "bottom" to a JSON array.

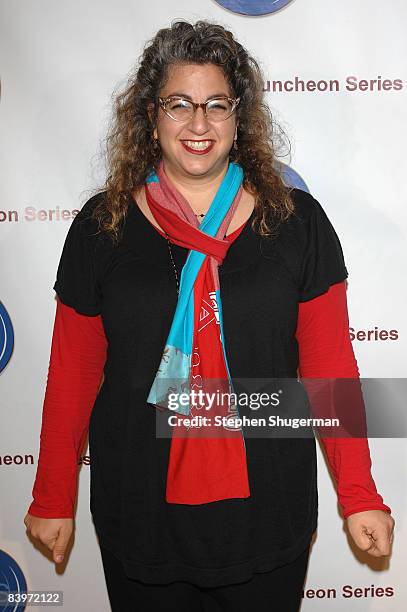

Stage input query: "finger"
[
  {"left": 352, "top": 530, "right": 376, "bottom": 552},
  {"left": 363, "top": 527, "right": 393, "bottom": 557},
  {"left": 372, "top": 530, "right": 392, "bottom": 556},
  {"left": 366, "top": 545, "right": 382, "bottom": 557},
  {"left": 51, "top": 527, "right": 71, "bottom": 563}
]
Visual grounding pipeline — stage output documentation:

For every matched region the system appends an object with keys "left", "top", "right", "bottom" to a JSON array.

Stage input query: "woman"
[{"left": 24, "top": 20, "right": 394, "bottom": 612}]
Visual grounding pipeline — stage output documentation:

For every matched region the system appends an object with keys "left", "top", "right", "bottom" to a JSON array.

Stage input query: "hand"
[
  {"left": 24, "top": 512, "right": 74, "bottom": 564},
  {"left": 346, "top": 510, "right": 395, "bottom": 557}
]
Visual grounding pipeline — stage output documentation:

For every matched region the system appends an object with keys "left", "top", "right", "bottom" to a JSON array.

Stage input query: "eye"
[
  {"left": 208, "top": 101, "right": 228, "bottom": 109},
  {"left": 206, "top": 99, "right": 234, "bottom": 118},
  {"left": 167, "top": 99, "right": 192, "bottom": 110}
]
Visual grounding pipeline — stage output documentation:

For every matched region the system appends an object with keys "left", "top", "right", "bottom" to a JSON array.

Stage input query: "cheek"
[
  {"left": 220, "top": 125, "right": 236, "bottom": 143},
  {"left": 157, "top": 120, "right": 180, "bottom": 144},
  {"left": 158, "top": 129, "right": 176, "bottom": 144}
]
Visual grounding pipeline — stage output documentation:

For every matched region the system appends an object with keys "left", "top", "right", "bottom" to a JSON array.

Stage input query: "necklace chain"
[{"left": 165, "top": 233, "right": 180, "bottom": 296}]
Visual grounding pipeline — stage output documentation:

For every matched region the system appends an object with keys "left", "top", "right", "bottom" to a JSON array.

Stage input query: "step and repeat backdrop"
[{"left": 1, "top": 0, "right": 406, "bottom": 610}]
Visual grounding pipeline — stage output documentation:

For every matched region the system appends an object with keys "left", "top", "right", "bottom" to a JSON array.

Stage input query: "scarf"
[{"left": 146, "top": 160, "right": 251, "bottom": 505}]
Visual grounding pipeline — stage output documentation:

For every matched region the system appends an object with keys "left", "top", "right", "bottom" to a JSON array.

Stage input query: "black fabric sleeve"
[
  {"left": 53, "top": 193, "right": 107, "bottom": 316},
  {"left": 293, "top": 189, "right": 349, "bottom": 302}
]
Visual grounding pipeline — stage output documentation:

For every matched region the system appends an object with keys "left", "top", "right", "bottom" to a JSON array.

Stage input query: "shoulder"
[
  {"left": 53, "top": 190, "right": 112, "bottom": 315},
  {"left": 288, "top": 188, "right": 326, "bottom": 225},
  {"left": 55, "top": 189, "right": 115, "bottom": 276},
  {"left": 280, "top": 187, "right": 341, "bottom": 246},
  {"left": 71, "top": 190, "right": 107, "bottom": 236},
  {"left": 268, "top": 188, "right": 318, "bottom": 251},
  {"left": 65, "top": 189, "right": 120, "bottom": 256},
  {"left": 266, "top": 187, "right": 348, "bottom": 298}
]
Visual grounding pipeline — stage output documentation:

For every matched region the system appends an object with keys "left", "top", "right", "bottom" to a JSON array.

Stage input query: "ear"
[
  {"left": 147, "top": 102, "right": 158, "bottom": 139},
  {"left": 147, "top": 102, "right": 154, "bottom": 121}
]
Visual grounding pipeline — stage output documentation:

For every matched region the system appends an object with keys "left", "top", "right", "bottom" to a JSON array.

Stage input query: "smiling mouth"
[{"left": 180, "top": 140, "right": 214, "bottom": 152}]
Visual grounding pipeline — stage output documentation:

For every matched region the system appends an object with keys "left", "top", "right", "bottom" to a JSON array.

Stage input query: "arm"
[
  {"left": 27, "top": 297, "right": 108, "bottom": 518},
  {"left": 295, "top": 280, "right": 391, "bottom": 519}
]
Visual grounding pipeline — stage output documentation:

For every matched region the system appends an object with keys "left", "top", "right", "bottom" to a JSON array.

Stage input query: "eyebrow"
[{"left": 164, "top": 92, "right": 230, "bottom": 99}]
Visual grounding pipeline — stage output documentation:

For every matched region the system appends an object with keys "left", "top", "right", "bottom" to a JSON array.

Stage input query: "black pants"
[{"left": 100, "top": 544, "right": 310, "bottom": 612}]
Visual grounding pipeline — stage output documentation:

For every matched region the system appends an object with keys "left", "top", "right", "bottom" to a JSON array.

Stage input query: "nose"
[{"left": 187, "top": 106, "right": 211, "bottom": 134}]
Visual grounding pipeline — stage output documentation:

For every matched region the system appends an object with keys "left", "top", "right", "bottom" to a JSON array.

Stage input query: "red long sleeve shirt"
[
  {"left": 27, "top": 297, "right": 107, "bottom": 518},
  {"left": 295, "top": 279, "right": 391, "bottom": 519},
  {"left": 27, "top": 223, "right": 391, "bottom": 520}
]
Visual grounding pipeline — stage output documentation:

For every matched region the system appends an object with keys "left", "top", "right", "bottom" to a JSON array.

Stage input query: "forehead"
[{"left": 161, "top": 63, "right": 231, "bottom": 97}]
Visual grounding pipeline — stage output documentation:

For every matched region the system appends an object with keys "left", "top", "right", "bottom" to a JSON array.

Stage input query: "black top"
[{"left": 53, "top": 187, "right": 348, "bottom": 587}]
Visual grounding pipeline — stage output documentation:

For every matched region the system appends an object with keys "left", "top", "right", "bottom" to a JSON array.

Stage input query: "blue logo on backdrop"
[
  {"left": 276, "top": 162, "right": 310, "bottom": 192},
  {"left": 0, "top": 549, "right": 27, "bottom": 611},
  {"left": 0, "top": 302, "right": 14, "bottom": 374},
  {"left": 213, "top": 0, "right": 295, "bottom": 16}
]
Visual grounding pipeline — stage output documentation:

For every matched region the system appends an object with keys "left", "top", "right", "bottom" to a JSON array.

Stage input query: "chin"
[{"left": 183, "top": 165, "right": 214, "bottom": 176}]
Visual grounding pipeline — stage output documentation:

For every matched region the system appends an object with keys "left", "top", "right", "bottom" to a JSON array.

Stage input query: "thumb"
[{"left": 52, "top": 526, "right": 70, "bottom": 564}]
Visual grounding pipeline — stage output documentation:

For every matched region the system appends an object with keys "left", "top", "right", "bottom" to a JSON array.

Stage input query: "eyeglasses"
[{"left": 158, "top": 96, "right": 240, "bottom": 122}]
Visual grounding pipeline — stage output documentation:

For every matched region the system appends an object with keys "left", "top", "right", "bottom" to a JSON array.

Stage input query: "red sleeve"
[
  {"left": 27, "top": 297, "right": 108, "bottom": 518},
  {"left": 295, "top": 280, "right": 392, "bottom": 519}
]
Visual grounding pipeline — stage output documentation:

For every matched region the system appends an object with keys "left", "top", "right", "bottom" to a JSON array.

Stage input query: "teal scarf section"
[{"left": 146, "top": 162, "right": 244, "bottom": 415}]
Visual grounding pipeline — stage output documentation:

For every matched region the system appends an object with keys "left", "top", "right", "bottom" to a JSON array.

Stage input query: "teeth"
[{"left": 183, "top": 140, "right": 212, "bottom": 150}]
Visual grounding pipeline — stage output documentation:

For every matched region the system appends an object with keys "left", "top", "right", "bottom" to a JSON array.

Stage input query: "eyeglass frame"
[{"left": 157, "top": 95, "right": 241, "bottom": 122}]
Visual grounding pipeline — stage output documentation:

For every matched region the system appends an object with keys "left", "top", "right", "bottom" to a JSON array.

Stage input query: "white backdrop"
[{"left": 1, "top": 1, "right": 406, "bottom": 610}]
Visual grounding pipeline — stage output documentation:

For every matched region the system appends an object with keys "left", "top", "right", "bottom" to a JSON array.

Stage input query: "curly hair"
[{"left": 91, "top": 19, "right": 295, "bottom": 244}]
